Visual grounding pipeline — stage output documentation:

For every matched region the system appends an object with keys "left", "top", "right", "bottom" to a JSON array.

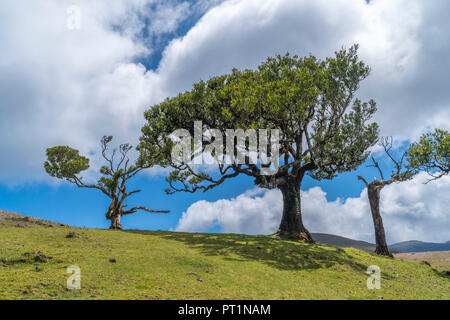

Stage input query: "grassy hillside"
[{"left": 0, "top": 214, "right": 449, "bottom": 300}]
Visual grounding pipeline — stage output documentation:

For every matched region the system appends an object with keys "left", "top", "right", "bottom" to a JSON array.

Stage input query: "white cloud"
[
  {"left": 0, "top": 0, "right": 188, "bottom": 183},
  {"left": 1, "top": 0, "right": 450, "bottom": 185},
  {"left": 176, "top": 172, "right": 450, "bottom": 244},
  {"left": 148, "top": 2, "right": 191, "bottom": 35},
  {"left": 156, "top": 0, "right": 449, "bottom": 139},
  {"left": 175, "top": 188, "right": 282, "bottom": 235}
]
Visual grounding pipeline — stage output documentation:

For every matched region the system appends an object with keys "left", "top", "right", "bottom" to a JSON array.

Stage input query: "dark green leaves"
[
  {"left": 139, "top": 44, "right": 379, "bottom": 193},
  {"left": 44, "top": 146, "right": 90, "bottom": 179},
  {"left": 408, "top": 128, "right": 450, "bottom": 180}
]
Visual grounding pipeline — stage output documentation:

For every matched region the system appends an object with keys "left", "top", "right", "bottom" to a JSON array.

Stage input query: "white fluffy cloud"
[
  {"left": 175, "top": 188, "right": 283, "bottom": 235},
  {"left": 176, "top": 172, "right": 450, "bottom": 243},
  {"left": 147, "top": 2, "right": 191, "bottom": 35},
  {"left": 0, "top": 0, "right": 159, "bottom": 182},
  {"left": 1, "top": 0, "right": 449, "bottom": 184},
  {"left": 159, "top": 0, "right": 420, "bottom": 92},
  {"left": 157, "top": 0, "right": 450, "bottom": 139}
]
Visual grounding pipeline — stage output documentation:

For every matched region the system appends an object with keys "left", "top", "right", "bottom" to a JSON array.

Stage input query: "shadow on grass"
[
  {"left": 426, "top": 263, "right": 450, "bottom": 280},
  {"left": 1, "top": 256, "right": 37, "bottom": 266},
  {"left": 126, "top": 230, "right": 368, "bottom": 273}
]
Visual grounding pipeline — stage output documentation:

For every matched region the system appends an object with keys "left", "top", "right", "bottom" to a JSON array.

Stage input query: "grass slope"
[{"left": 0, "top": 219, "right": 449, "bottom": 300}]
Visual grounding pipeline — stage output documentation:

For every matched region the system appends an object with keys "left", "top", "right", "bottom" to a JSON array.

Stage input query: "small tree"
[
  {"left": 44, "top": 136, "right": 169, "bottom": 230},
  {"left": 407, "top": 128, "right": 449, "bottom": 182},
  {"left": 358, "top": 137, "right": 416, "bottom": 257},
  {"left": 139, "top": 45, "right": 379, "bottom": 242}
]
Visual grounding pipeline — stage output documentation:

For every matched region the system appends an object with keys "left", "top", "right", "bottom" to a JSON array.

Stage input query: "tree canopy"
[
  {"left": 407, "top": 128, "right": 450, "bottom": 182},
  {"left": 139, "top": 45, "right": 379, "bottom": 241}
]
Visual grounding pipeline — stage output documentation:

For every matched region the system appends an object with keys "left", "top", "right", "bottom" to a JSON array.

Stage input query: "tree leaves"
[
  {"left": 44, "top": 146, "right": 90, "bottom": 179},
  {"left": 407, "top": 128, "right": 450, "bottom": 181},
  {"left": 139, "top": 44, "right": 379, "bottom": 193}
]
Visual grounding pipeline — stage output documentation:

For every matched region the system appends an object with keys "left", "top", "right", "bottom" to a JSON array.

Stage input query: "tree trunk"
[
  {"left": 367, "top": 185, "right": 392, "bottom": 257},
  {"left": 109, "top": 214, "right": 122, "bottom": 230},
  {"left": 106, "top": 199, "right": 123, "bottom": 230},
  {"left": 277, "top": 179, "right": 314, "bottom": 243}
]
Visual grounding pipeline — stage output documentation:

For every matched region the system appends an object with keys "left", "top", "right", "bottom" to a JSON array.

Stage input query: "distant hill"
[
  {"left": 312, "top": 233, "right": 450, "bottom": 253},
  {"left": 390, "top": 240, "right": 450, "bottom": 253},
  {"left": 312, "top": 233, "right": 376, "bottom": 252}
]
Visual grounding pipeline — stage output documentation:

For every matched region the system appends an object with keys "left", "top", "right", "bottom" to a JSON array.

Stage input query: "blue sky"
[
  {"left": 0, "top": 158, "right": 394, "bottom": 231},
  {"left": 0, "top": 0, "right": 449, "bottom": 243}
]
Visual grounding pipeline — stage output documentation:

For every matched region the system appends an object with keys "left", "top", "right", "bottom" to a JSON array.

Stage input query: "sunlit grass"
[{"left": 0, "top": 224, "right": 448, "bottom": 300}]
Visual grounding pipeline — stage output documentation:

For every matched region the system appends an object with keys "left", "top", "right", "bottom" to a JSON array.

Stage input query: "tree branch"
[
  {"left": 122, "top": 206, "right": 170, "bottom": 215},
  {"left": 367, "top": 155, "right": 384, "bottom": 180},
  {"left": 68, "top": 175, "right": 111, "bottom": 198},
  {"left": 357, "top": 175, "right": 369, "bottom": 187}
]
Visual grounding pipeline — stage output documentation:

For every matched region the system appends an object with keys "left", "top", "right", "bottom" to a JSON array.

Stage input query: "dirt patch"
[
  {"left": 394, "top": 251, "right": 450, "bottom": 260},
  {"left": 394, "top": 251, "right": 450, "bottom": 272}
]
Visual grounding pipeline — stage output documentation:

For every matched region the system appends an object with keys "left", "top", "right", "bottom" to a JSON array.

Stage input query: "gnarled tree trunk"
[
  {"left": 367, "top": 184, "right": 392, "bottom": 257},
  {"left": 277, "top": 179, "right": 314, "bottom": 243},
  {"left": 106, "top": 199, "right": 123, "bottom": 230},
  {"left": 109, "top": 213, "right": 122, "bottom": 230}
]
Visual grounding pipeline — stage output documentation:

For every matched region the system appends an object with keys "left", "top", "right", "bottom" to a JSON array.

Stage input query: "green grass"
[{"left": 0, "top": 224, "right": 448, "bottom": 300}]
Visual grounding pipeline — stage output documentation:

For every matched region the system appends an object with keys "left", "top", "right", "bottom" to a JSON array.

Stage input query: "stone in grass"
[
  {"left": 66, "top": 232, "right": 77, "bottom": 238},
  {"left": 109, "top": 258, "right": 117, "bottom": 263},
  {"left": 34, "top": 254, "right": 48, "bottom": 263}
]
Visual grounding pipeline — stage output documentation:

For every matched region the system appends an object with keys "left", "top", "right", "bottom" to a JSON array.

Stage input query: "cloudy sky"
[{"left": 0, "top": 0, "right": 449, "bottom": 243}]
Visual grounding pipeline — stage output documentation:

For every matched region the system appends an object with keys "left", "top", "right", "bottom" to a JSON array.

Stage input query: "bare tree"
[
  {"left": 44, "top": 136, "right": 169, "bottom": 230},
  {"left": 358, "top": 137, "right": 416, "bottom": 257}
]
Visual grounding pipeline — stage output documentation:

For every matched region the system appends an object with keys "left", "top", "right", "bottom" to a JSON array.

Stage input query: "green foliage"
[
  {"left": 408, "top": 128, "right": 450, "bottom": 179},
  {"left": 97, "top": 172, "right": 121, "bottom": 197},
  {"left": 44, "top": 146, "right": 90, "bottom": 179},
  {"left": 396, "top": 169, "right": 417, "bottom": 182},
  {"left": 139, "top": 44, "right": 379, "bottom": 192},
  {"left": 309, "top": 99, "right": 379, "bottom": 180},
  {"left": 44, "top": 137, "right": 139, "bottom": 198}
]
